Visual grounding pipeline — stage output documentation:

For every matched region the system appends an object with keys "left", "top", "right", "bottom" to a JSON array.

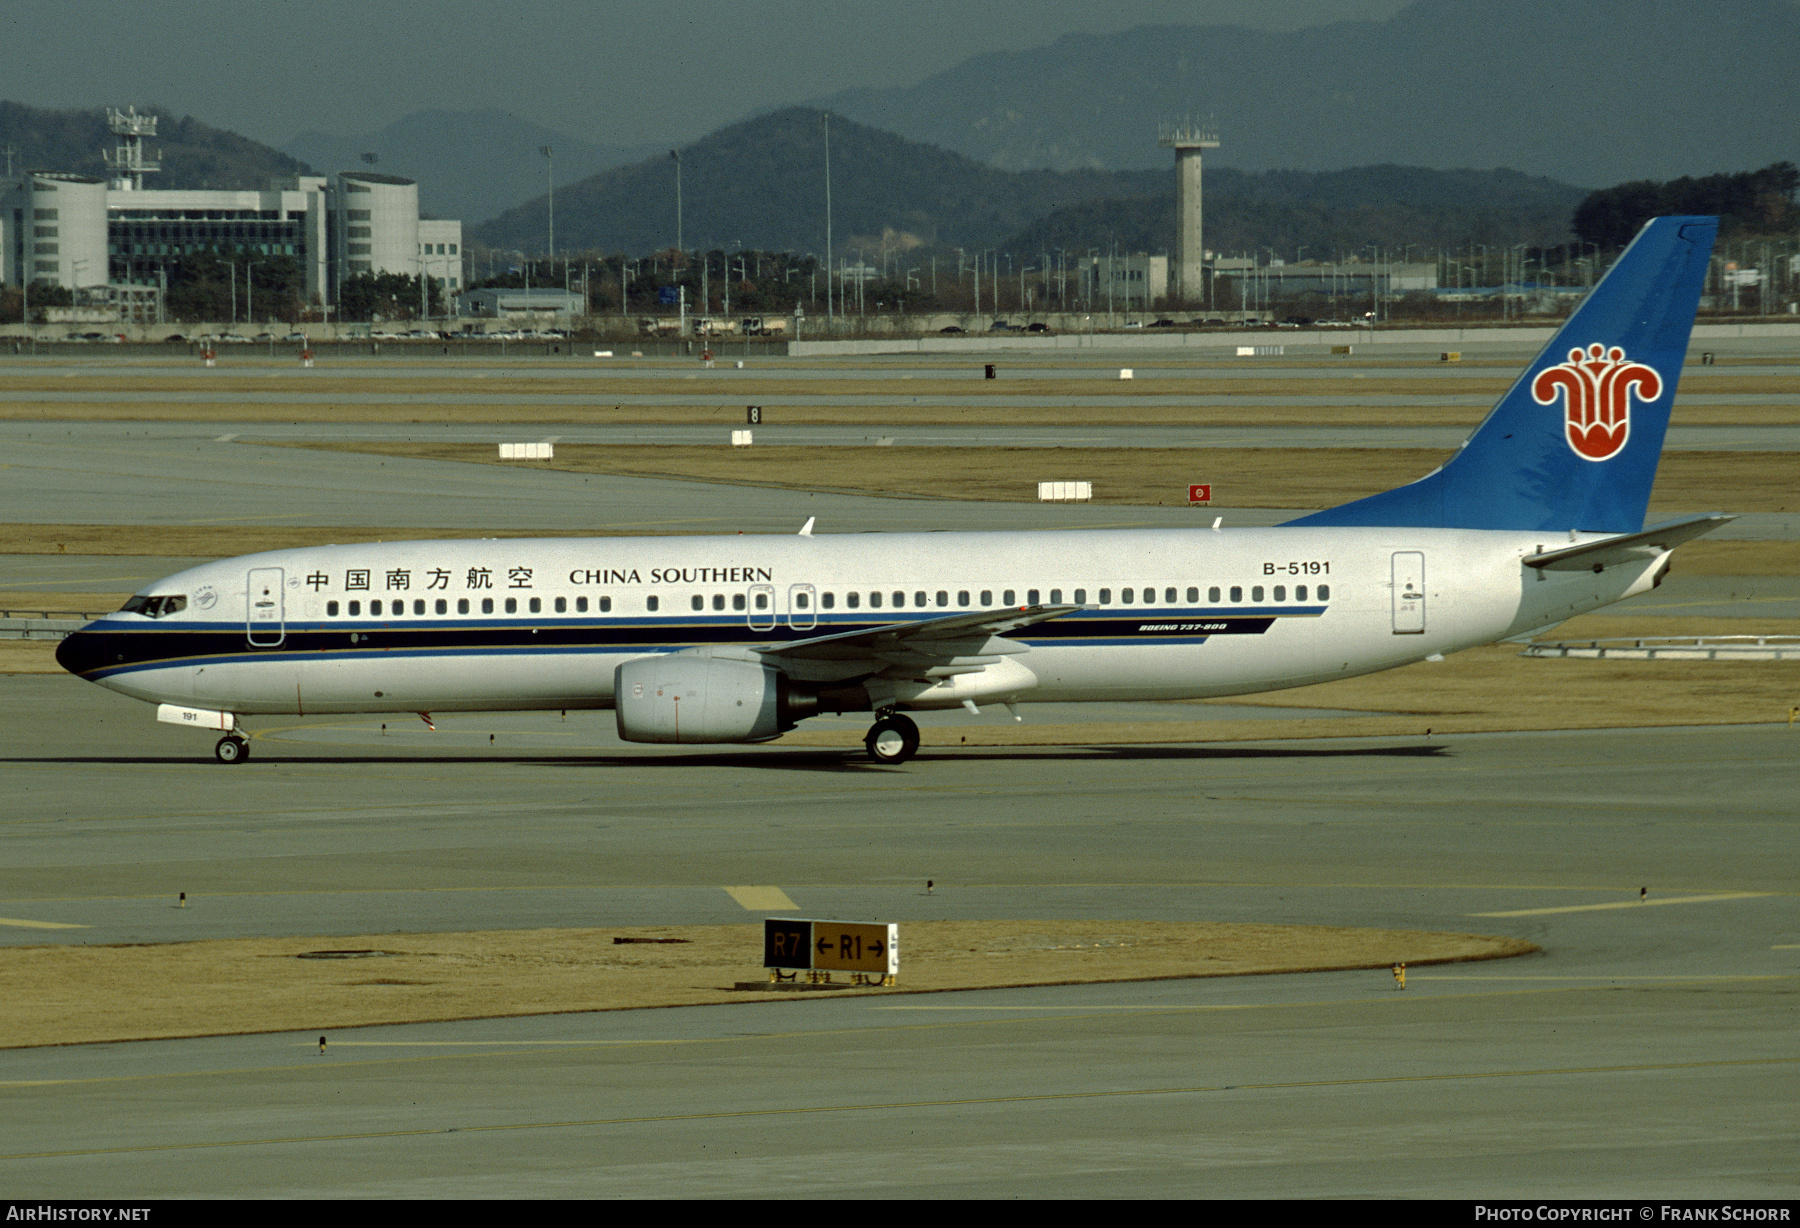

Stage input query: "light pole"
[
  {"left": 541, "top": 145, "right": 554, "bottom": 267},
  {"left": 821, "top": 113, "right": 832, "bottom": 324},
  {"left": 669, "top": 149, "right": 682, "bottom": 256}
]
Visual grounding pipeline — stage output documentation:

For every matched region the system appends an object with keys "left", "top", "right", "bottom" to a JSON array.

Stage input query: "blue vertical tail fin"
[{"left": 1285, "top": 215, "right": 1718, "bottom": 532}]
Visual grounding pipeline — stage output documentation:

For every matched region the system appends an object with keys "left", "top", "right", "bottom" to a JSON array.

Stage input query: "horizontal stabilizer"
[{"left": 1523, "top": 513, "right": 1735, "bottom": 571}]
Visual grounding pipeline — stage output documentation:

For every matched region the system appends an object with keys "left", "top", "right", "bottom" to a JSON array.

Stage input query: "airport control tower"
[
  {"left": 103, "top": 105, "right": 160, "bottom": 191},
  {"left": 1159, "top": 120, "right": 1218, "bottom": 306}
]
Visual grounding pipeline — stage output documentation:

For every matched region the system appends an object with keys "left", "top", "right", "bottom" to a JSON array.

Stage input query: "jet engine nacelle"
[{"left": 615, "top": 653, "right": 815, "bottom": 744}]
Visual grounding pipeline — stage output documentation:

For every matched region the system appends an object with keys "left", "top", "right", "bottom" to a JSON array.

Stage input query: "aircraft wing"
[
  {"left": 1523, "top": 513, "right": 1735, "bottom": 571},
  {"left": 761, "top": 605, "right": 1079, "bottom": 675}
]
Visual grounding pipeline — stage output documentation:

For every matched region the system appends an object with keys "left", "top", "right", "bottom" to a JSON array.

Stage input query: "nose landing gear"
[
  {"left": 214, "top": 735, "right": 250, "bottom": 764},
  {"left": 864, "top": 713, "right": 920, "bottom": 765}
]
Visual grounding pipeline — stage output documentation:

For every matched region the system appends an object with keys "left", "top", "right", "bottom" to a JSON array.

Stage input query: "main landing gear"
[
  {"left": 214, "top": 735, "right": 250, "bottom": 764},
  {"left": 864, "top": 713, "right": 920, "bottom": 765}
]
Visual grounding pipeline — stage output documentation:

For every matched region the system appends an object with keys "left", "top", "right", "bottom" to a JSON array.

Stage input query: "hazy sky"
[{"left": 2, "top": 1, "right": 1409, "bottom": 148}]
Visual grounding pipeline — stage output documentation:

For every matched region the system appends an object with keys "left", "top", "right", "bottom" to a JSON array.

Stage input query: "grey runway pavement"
[
  {"left": 1, "top": 683, "right": 1795, "bottom": 1197},
  {"left": 0, "top": 422, "right": 1794, "bottom": 544},
  {"left": 0, "top": 421, "right": 1292, "bottom": 534}
]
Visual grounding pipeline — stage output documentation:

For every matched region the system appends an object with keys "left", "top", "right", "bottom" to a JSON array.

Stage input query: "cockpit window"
[{"left": 120, "top": 594, "right": 187, "bottom": 619}]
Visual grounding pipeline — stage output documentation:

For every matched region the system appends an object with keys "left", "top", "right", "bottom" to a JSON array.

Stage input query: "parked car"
[
  {"left": 1026, "top": 322, "right": 1051, "bottom": 333},
  {"left": 938, "top": 325, "right": 965, "bottom": 334}
]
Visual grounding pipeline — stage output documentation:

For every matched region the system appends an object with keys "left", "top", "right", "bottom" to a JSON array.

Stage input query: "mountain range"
[
  {"left": 0, "top": 101, "right": 308, "bottom": 189},
  {"left": 470, "top": 108, "right": 1175, "bottom": 259},
  {"left": 469, "top": 109, "right": 1588, "bottom": 259},
  {"left": 7, "top": 0, "right": 1790, "bottom": 257},
  {"left": 815, "top": 0, "right": 1800, "bottom": 186},
  {"left": 281, "top": 109, "right": 661, "bottom": 223}
]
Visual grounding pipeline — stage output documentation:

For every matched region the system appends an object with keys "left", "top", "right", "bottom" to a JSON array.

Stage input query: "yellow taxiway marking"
[
  {"left": 724, "top": 885, "right": 797, "bottom": 911},
  {"left": 1472, "top": 891, "right": 1773, "bottom": 917},
  {"left": 0, "top": 917, "right": 87, "bottom": 929}
]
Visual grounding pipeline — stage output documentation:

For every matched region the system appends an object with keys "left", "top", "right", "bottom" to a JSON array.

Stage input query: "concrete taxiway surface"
[{"left": 1, "top": 691, "right": 1794, "bottom": 1197}]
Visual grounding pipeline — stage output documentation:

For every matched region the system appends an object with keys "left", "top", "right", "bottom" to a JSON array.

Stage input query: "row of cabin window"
[
  {"left": 323, "top": 584, "right": 1329, "bottom": 620},
  {"left": 801, "top": 585, "right": 1329, "bottom": 610},
  {"left": 326, "top": 595, "right": 613, "bottom": 617}
]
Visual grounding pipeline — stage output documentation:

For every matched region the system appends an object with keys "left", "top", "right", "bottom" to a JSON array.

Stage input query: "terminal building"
[
  {"left": 2, "top": 108, "right": 461, "bottom": 322},
  {"left": 1076, "top": 254, "right": 1169, "bottom": 311}
]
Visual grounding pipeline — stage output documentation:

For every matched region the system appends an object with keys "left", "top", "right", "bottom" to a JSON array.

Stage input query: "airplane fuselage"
[
  {"left": 58, "top": 525, "right": 1664, "bottom": 718},
  {"left": 51, "top": 215, "right": 1724, "bottom": 765}
]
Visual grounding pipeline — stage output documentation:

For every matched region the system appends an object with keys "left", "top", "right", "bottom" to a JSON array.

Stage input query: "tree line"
[{"left": 1573, "top": 163, "right": 1798, "bottom": 250}]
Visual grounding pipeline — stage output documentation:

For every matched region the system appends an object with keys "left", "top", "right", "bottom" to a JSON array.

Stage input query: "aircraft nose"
[{"left": 55, "top": 626, "right": 103, "bottom": 677}]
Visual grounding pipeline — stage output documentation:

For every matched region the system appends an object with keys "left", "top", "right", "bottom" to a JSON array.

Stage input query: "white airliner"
[{"left": 59, "top": 216, "right": 1727, "bottom": 765}]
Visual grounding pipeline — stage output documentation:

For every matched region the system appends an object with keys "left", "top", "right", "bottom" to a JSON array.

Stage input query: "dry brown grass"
[
  {"left": 0, "top": 919, "right": 1535, "bottom": 1047},
  {"left": 3, "top": 370, "right": 1788, "bottom": 396},
  {"left": 0, "top": 361, "right": 1792, "bottom": 429},
  {"left": 274, "top": 441, "right": 1800, "bottom": 515}
]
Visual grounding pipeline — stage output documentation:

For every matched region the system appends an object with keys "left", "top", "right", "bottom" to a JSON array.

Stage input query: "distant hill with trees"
[
  {"left": 813, "top": 0, "right": 1800, "bottom": 188},
  {"left": 1573, "top": 163, "right": 1799, "bottom": 249},
  {"left": 282, "top": 109, "right": 659, "bottom": 224},
  {"left": 472, "top": 108, "right": 1589, "bottom": 262},
  {"left": 1010, "top": 165, "right": 1586, "bottom": 258},
  {"left": 0, "top": 101, "right": 313, "bottom": 189},
  {"left": 471, "top": 108, "right": 1151, "bottom": 261}
]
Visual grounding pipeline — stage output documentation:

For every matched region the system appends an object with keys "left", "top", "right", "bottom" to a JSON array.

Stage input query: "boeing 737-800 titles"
[{"left": 58, "top": 217, "right": 1726, "bottom": 765}]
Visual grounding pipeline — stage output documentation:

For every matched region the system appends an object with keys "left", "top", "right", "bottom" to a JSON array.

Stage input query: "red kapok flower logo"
[{"left": 1531, "top": 343, "right": 1663, "bottom": 462}]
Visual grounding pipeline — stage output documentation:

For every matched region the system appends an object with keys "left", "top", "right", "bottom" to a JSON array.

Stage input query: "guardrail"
[
  {"left": 1520, "top": 636, "right": 1800, "bottom": 661},
  {"left": 0, "top": 612, "right": 98, "bottom": 640}
]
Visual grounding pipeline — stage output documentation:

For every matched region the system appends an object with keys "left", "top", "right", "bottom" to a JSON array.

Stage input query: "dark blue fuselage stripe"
[{"left": 63, "top": 607, "right": 1321, "bottom": 680}]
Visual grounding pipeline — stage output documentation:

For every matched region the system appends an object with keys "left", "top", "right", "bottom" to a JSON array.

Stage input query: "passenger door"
[{"left": 246, "top": 567, "right": 285, "bottom": 646}]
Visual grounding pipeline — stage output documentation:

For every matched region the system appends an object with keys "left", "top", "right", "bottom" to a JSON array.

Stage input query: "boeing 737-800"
[{"left": 57, "top": 216, "right": 1726, "bottom": 764}]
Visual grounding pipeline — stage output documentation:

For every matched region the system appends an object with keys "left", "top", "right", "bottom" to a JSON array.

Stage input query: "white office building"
[{"left": 3, "top": 159, "right": 461, "bottom": 320}]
